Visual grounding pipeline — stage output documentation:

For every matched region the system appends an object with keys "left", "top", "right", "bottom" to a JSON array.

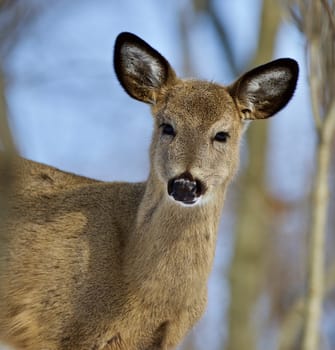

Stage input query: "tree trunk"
[{"left": 225, "top": 1, "right": 281, "bottom": 349}]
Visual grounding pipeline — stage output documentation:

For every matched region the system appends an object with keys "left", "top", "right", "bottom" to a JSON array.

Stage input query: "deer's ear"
[
  {"left": 114, "top": 32, "right": 177, "bottom": 104},
  {"left": 228, "top": 58, "right": 299, "bottom": 120}
]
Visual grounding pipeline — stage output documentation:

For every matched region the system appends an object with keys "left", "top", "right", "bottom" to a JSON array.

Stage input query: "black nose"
[{"left": 167, "top": 172, "right": 203, "bottom": 205}]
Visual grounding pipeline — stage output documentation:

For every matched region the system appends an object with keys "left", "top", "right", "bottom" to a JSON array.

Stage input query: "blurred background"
[{"left": 0, "top": 0, "right": 334, "bottom": 349}]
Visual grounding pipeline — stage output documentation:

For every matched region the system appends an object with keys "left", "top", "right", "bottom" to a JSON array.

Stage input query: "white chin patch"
[{"left": 168, "top": 195, "right": 202, "bottom": 207}]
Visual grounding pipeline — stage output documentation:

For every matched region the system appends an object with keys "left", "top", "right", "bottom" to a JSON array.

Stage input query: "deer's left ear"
[{"left": 228, "top": 58, "right": 299, "bottom": 120}]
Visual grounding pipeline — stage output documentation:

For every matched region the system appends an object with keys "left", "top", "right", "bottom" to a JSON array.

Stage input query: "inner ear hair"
[
  {"left": 229, "top": 58, "right": 299, "bottom": 120},
  {"left": 114, "top": 32, "right": 176, "bottom": 104}
]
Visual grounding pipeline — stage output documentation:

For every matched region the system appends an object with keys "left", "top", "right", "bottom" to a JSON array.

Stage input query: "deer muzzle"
[{"left": 167, "top": 172, "right": 204, "bottom": 205}]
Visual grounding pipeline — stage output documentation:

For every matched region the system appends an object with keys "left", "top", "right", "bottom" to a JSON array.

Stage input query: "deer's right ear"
[{"left": 114, "top": 32, "right": 177, "bottom": 104}]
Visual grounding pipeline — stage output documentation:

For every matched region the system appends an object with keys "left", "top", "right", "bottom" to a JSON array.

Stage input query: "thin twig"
[
  {"left": 323, "top": 101, "right": 335, "bottom": 142},
  {"left": 302, "top": 84, "right": 335, "bottom": 350},
  {"left": 309, "top": 42, "right": 322, "bottom": 134},
  {"left": 289, "top": 1, "right": 335, "bottom": 349},
  {"left": 289, "top": 6, "right": 303, "bottom": 32},
  {"left": 279, "top": 256, "right": 335, "bottom": 350},
  {"left": 0, "top": 68, "right": 15, "bottom": 151},
  {"left": 320, "top": 0, "right": 335, "bottom": 35},
  {"left": 206, "top": 0, "right": 240, "bottom": 76}
]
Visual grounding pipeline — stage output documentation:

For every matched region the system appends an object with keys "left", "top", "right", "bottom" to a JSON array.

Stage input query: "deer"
[{"left": 0, "top": 32, "right": 298, "bottom": 350}]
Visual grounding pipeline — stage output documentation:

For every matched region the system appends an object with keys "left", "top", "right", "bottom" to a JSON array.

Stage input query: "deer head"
[{"left": 114, "top": 32, "right": 298, "bottom": 206}]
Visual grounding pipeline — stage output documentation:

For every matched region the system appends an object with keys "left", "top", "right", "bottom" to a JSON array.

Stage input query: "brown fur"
[{"left": 0, "top": 32, "right": 298, "bottom": 350}]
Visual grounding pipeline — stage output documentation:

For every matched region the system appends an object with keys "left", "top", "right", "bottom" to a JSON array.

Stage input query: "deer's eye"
[
  {"left": 214, "top": 131, "right": 230, "bottom": 143},
  {"left": 160, "top": 123, "right": 175, "bottom": 137}
]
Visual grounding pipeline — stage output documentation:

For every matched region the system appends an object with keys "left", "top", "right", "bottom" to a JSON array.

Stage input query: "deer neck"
[{"left": 123, "top": 170, "right": 227, "bottom": 293}]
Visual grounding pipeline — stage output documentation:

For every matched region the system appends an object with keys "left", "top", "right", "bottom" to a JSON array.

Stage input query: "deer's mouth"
[{"left": 167, "top": 172, "right": 205, "bottom": 205}]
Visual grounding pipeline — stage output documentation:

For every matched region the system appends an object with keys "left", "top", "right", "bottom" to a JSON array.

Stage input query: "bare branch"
[
  {"left": 0, "top": 70, "right": 16, "bottom": 252},
  {"left": 284, "top": 1, "right": 335, "bottom": 349},
  {"left": 320, "top": 0, "right": 335, "bottom": 35},
  {"left": 225, "top": 1, "right": 282, "bottom": 350},
  {"left": 205, "top": 0, "right": 240, "bottom": 76},
  {"left": 286, "top": 1, "right": 335, "bottom": 349},
  {"left": 279, "top": 257, "right": 335, "bottom": 350},
  {"left": 192, "top": 0, "right": 240, "bottom": 75},
  {"left": 309, "top": 42, "right": 323, "bottom": 133}
]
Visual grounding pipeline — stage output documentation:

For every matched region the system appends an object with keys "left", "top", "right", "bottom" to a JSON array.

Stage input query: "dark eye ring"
[
  {"left": 160, "top": 123, "right": 175, "bottom": 137},
  {"left": 214, "top": 131, "right": 230, "bottom": 143}
]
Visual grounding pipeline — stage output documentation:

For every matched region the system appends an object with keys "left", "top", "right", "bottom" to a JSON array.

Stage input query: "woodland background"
[{"left": 0, "top": 0, "right": 334, "bottom": 349}]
